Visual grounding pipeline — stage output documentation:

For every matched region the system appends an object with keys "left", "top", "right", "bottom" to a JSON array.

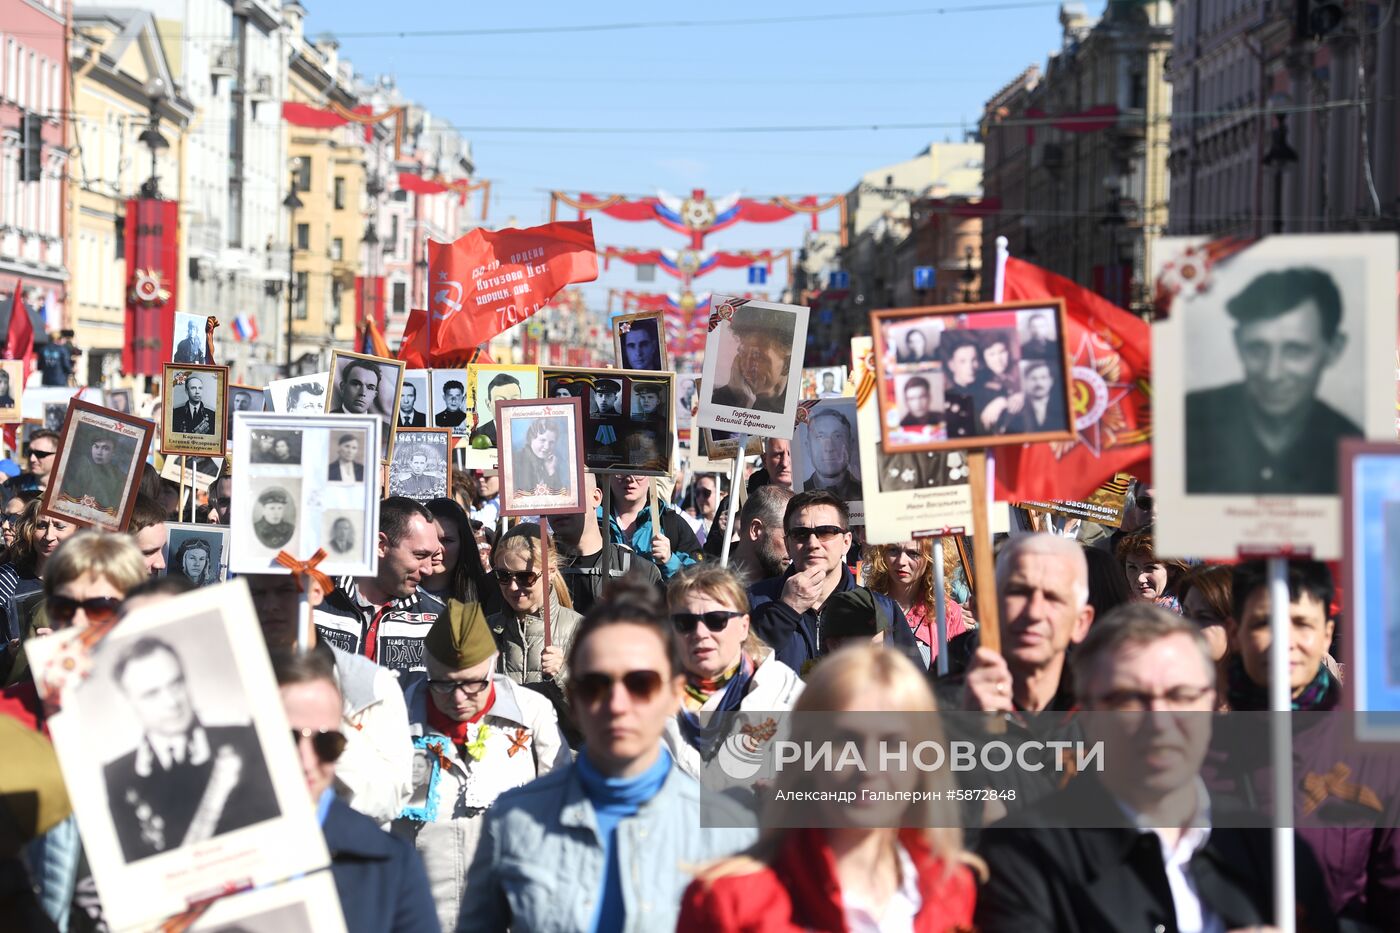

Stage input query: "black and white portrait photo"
[
  {"left": 249, "top": 430, "right": 303, "bottom": 465},
  {"left": 1153, "top": 233, "right": 1396, "bottom": 561},
  {"left": 397, "top": 370, "right": 429, "bottom": 428},
  {"left": 630, "top": 382, "right": 666, "bottom": 422},
  {"left": 44, "top": 402, "right": 65, "bottom": 433},
  {"left": 388, "top": 429, "right": 450, "bottom": 501},
  {"left": 697, "top": 296, "right": 810, "bottom": 441},
  {"left": 106, "top": 387, "right": 133, "bottom": 416},
  {"left": 251, "top": 481, "right": 299, "bottom": 551},
  {"left": 162, "top": 364, "right": 229, "bottom": 458},
  {"left": 466, "top": 365, "right": 538, "bottom": 450},
  {"left": 793, "top": 400, "right": 863, "bottom": 520},
  {"left": 432, "top": 370, "right": 470, "bottom": 432},
  {"left": 323, "top": 511, "right": 361, "bottom": 556},
  {"left": 326, "top": 430, "right": 366, "bottom": 484},
  {"left": 164, "top": 524, "right": 228, "bottom": 587},
  {"left": 498, "top": 399, "right": 586, "bottom": 517},
  {"left": 227, "top": 385, "right": 267, "bottom": 435},
  {"left": 815, "top": 366, "right": 845, "bottom": 399},
  {"left": 591, "top": 378, "right": 623, "bottom": 417},
  {"left": 172, "top": 313, "right": 209, "bottom": 364},
  {"left": 542, "top": 368, "right": 675, "bottom": 476},
  {"left": 44, "top": 402, "right": 154, "bottom": 532},
  {"left": 613, "top": 312, "right": 667, "bottom": 371},
  {"left": 266, "top": 374, "right": 329, "bottom": 415},
  {"left": 159, "top": 455, "right": 224, "bottom": 494},
  {"left": 327, "top": 350, "right": 405, "bottom": 461},
  {"left": 0, "top": 359, "right": 23, "bottom": 422}
]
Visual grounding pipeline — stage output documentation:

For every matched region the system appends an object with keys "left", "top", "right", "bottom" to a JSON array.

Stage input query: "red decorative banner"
[
  {"left": 123, "top": 198, "right": 180, "bottom": 376},
  {"left": 281, "top": 101, "right": 406, "bottom": 158},
  {"left": 396, "top": 173, "right": 491, "bottom": 219},
  {"left": 552, "top": 188, "right": 846, "bottom": 248},
  {"left": 601, "top": 246, "right": 792, "bottom": 281}
]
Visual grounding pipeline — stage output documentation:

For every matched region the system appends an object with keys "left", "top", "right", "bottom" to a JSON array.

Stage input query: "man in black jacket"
[
  {"left": 551, "top": 472, "right": 662, "bottom": 614},
  {"left": 975, "top": 603, "right": 1337, "bottom": 933}
]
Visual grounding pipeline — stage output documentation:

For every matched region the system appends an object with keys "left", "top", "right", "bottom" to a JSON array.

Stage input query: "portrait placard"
[
  {"left": 1016, "top": 473, "right": 1134, "bottom": 530},
  {"left": 613, "top": 311, "right": 669, "bottom": 371},
  {"left": 171, "top": 311, "right": 211, "bottom": 364},
  {"left": 106, "top": 387, "right": 134, "bottom": 416},
  {"left": 230, "top": 412, "right": 381, "bottom": 576},
  {"left": 540, "top": 366, "right": 674, "bottom": 475},
  {"left": 675, "top": 370, "right": 700, "bottom": 441},
  {"left": 697, "top": 296, "right": 810, "bottom": 439},
  {"left": 397, "top": 369, "right": 431, "bottom": 428},
  {"left": 400, "top": 735, "right": 451, "bottom": 823},
  {"left": 801, "top": 366, "right": 847, "bottom": 400},
  {"left": 0, "top": 358, "right": 23, "bottom": 422},
  {"left": 186, "top": 871, "right": 347, "bottom": 932},
  {"left": 430, "top": 367, "right": 471, "bottom": 437},
  {"left": 792, "top": 398, "right": 865, "bottom": 524},
  {"left": 23, "top": 581, "right": 330, "bottom": 932},
  {"left": 1152, "top": 234, "right": 1397, "bottom": 560},
  {"left": 42, "top": 399, "right": 154, "bottom": 532},
  {"left": 700, "top": 429, "right": 763, "bottom": 462},
  {"left": 226, "top": 383, "right": 267, "bottom": 437},
  {"left": 463, "top": 364, "right": 539, "bottom": 468},
  {"left": 161, "top": 363, "right": 229, "bottom": 457},
  {"left": 1341, "top": 442, "right": 1400, "bottom": 739},
  {"left": 326, "top": 350, "right": 405, "bottom": 462},
  {"left": 389, "top": 428, "right": 452, "bottom": 502},
  {"left": 497, "top": 398, "right": 586, "bottom": 517},
  {"left": 163, "top": 522, "right": 230, "bottom": 586},
  {"left": 159, "top": 454, "right": 224, "bottom": 493},
  {"left": 268, "top": 372, "right": 329, "bottom": 414},
  {"left": 872, "top": 300, "right": 1075, "bottom": 454},
  {"left": 23, "top": 385, "right": 81, "bottom": 422}
]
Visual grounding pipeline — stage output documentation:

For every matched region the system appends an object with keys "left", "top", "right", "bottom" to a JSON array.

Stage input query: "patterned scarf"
[
  {"left": 1227, "top": 655, "right": 1338, "bottom": 712},
  {"left": 678, "top": 653, "right": 755, "bottom": 755}
]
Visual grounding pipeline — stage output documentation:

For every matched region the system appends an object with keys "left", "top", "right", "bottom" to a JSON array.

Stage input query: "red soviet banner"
[
  {"left": 422, "top": 220, "right": 598, "bottom": 360},
  {"left": 123, "top": 198, "right": 179, "bottom": 376}
]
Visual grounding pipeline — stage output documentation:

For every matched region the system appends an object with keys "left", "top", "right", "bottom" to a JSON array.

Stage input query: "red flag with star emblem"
[{"left": 994, "top": 257, "right": 1152, "bottom": 500}]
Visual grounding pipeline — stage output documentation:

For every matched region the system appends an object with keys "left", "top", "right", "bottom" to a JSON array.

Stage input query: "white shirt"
[
  {"left": 1116, "top": 783, "right": 1225, "bottom": 933},
  {"left": 841, "top": 842, "right": 921, "bottom": 933}
]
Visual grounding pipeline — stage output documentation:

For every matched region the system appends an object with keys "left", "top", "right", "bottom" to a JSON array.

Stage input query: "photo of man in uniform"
[
  {"left": 330, "top": 359, "right": 381, "bottom": 416},
  {"left": 435, "top": 379, "right": 468, "bottom": 429},
  {"left": 102, "top": 636, "right": 278, "bottom": 863},
  {"left": 898, "top": 376, "right": 941, "bottom": 427},
  {"left": 172, "top": 537, "right": 218, "bottom": 586},
  {"left": 1185, "top": 267, "right": 1361, "bottom": 494},
  {"left": 0, "top": 366, "right": 15, "bottom": 409},
  {"left": 620, "top": 320, "right": 662, "bottom": 370},
  {"left": 173, "top": 319, "right": 205, "bottom": 364},
  {"left": 469, "top": 373, "right": 520, "bottom": 444},
  {"left": 397, "top": 382, "right": 427, "bottom": 428},
  {"left": 802, "top": 408, "right": 861, "bottom": 500},
  {"left": 712, "top": 306, "right": 796, "bottom": 414},
  {"left": 62, "top": 430, "right": 129, "bottom": 514},
  {"left": 171, "top": 374, "right": 216, "bottom": 436},
  {"left": 253, "top": 488, "right": 295, "bottom": 549},
  {"left": 631, "top": 383, "right": 664, "bottom": 422},
  {"left": 876, "top": 448, "right": 966, "bottom": 492},
  {"left": 1019, "top": 313, "right": 1056, "bottom": 360},
  {"left": 393, "top": 447, "right": 441, "bottom": 500},
  {"left": 327, "top": 433, "right": 364, "bottom": 483},
  {"left": 592, "top": 379, "right": 623, "bottom": 416}
]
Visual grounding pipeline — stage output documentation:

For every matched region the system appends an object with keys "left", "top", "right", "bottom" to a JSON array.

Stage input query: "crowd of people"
[{"left": 1, "top": 419, "right": 1393, "bottom": 933}]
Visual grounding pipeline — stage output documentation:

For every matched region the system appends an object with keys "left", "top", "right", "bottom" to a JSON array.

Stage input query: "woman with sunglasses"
[
  {"left": 487, "top": 523, "right": 581, "bottom": 695},
  {"left": 463, "top": 577, "right": 757, "bottom": 932},
  {"left": 274, "top": 649, "right": 439, "bottom": 933},
  {"left": 423, "top": 497, "right": 501, "bottom": 616},
  {"left": 679, "top": 645, "right": 980, "bottom": 931},
  {"left": 663, "top": 563, "right": 802, "bottom": 779},
  {"left": 398, "top": 600, "right": 567, "bottom": 931},
  {"left": 863, "top": 539, "right": 970, "bottom": 673}
]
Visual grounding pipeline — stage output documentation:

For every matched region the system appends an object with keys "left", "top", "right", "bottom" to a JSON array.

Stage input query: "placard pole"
[
  {"left": 932, "top": 535, "right": 949, "bottom": 677},
  {"left": 600, "top": 477, "right": 613, "bottom": 582},
  {"left": 719, "top": 434, "right": 747, "bottom": 567},
  {"left": 541, "top": 516, "right": 552, "bottom": 648},
  {"left": 1268, "top": 555, "right": 1296, "bottom": 933},
  {"left": 966, "top": 449, "right": 1000, "bottom": 653},
  {"left": 297, "top": 588, "right": 312, "bottom": 654}
]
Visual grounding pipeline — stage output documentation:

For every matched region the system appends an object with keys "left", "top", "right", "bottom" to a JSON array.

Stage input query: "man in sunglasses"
[
  {"left": 105, "top": 636, "right": 279, "bottom": 863},
  {"left": 274, "top": 650, "right": 437, "bottom": 933},
  {"left": 314, "top": 497, "right": 446, "bottom": 678},
  {"left": 7, "top": 429, "right": 60, "bottom": 497},
  {"left": 748, "top": 490, "right": 906, "bottom": 671}
]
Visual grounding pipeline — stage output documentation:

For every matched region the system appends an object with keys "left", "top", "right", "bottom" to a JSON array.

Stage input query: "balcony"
[{"left": 211, "top": 45, "right": 237, "bottom": 77}]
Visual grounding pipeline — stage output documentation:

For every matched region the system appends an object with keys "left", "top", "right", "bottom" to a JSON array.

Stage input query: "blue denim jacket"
[{"left": 458, "top": 754, "right": 755, "bottom": 932}]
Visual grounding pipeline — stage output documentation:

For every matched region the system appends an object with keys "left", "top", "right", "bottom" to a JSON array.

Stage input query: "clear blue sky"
[{"left": 304, "top": 0, "right": 1080, "bottom": 308}]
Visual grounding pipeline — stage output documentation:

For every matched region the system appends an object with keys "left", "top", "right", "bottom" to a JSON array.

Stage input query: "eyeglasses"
[
  {"left": 671, "top": 610, "right": 744, "bottom": 635},
  {"left": 786, "top": 525, "right": 847, "bottom": 542},
  {"left": 427, "top": 677, "right": 492, "bottom": 697},
  {"left": 27, "top": 449, "right": 56, "bottom": 460},
  {"left": 1090, "top": 686, "right": 1214, "bottom": 713},
  {"left": 571, "top": 670, "right": 664, "bottom": 705},
  {"left": 290, "top": 727, "right": 347, "bottom": 763},
  {"left": 493, "top": 569, "right": 541, "bottom": 588},
  {"left": 0, "top": 514, "right": 19, "bottom": 526},
  {"left": 48, "top": 596, "right": 123, "bottom": 625}
]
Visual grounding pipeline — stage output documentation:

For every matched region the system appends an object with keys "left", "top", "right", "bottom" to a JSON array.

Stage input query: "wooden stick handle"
[{"left": 966, "top": 449, "right": 1000, "bottom": 654}]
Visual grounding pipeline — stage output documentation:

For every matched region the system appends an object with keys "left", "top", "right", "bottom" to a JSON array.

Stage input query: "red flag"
[
  {"left": 427, "top": 221, "right": 598, "bottom": 359},
  {"left": 994, "top": 256, "right": 1151, "bottom": 501},
  {"left": 4, "top": 279, "right": 34, "bottom": 381},
  {"left": 396, "top": 310, "right": 494, "bottom": 369}
]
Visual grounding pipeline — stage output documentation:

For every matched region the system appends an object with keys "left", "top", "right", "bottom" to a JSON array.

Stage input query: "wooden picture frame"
[
  {"left": 41, "top": 399, "right": 155, "bottom": 532},
  {"left": 325, "top": 349, "right": 406, "bottom": 462},
  {"left": 539, "top": 366, "right": 675, "bottom": 476},
  {"left": 871, "top": 299, "right": 1076, "bottom": 454},
  {"left": 160, "top": 363, "right": 229, "bottom": 457},
  {"left": 497, "top": 397, "right": 587, "bottom": 518},
  {"left": 613, "top": 310, "right": 670, "bottom": 372},
  {"left": 0, "top": 359, "right": 23, "bottom": 423},
  {"left": 388, "top": 427, "right": 453, "bottom": 503}
]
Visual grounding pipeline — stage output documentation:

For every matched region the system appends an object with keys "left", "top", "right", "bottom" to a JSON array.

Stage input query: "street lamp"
[
  {"left": 283, "top": 159, "right": 304, "bottom": 375},
  {"left": 137, "top": 77, "right": 169, "bottom": 199},
  {"left": 1261, "top": 113, "right": 1298, "bottom": 235}
]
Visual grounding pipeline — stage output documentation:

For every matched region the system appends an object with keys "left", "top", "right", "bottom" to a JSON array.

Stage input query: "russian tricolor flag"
[{"left": 232, "top": 314, "right": 259, "bottom": 342}]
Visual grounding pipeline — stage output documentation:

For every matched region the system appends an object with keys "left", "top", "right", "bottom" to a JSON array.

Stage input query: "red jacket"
[{"left": 677, "top": 827, "right": 976, "bottom": 932}]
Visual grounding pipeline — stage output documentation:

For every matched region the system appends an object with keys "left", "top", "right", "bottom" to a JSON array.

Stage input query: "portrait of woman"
[
  {"left": 172, "top": 536, "right": 218, "bottom": 586},
  {"left": 512, "top": 417, "right": 572, "bottom": 496}
]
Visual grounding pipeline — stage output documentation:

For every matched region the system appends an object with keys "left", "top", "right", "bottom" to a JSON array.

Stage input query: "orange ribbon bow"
[
  {"left": 507, "top": 727, "right": 531, "bottom": 758},
  {"left": 275, "top": 548, "right": 334, "bottom": 597},
  {"left": 1301, "top": 763, "right": 1384, "bottom": 816}
]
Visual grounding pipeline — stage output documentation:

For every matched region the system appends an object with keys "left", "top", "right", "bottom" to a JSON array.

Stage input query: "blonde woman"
[
  {"left": 487, "top": 522, "right": 582, "bottom": 694},
  {"left": 864, "top": 539, "right": 970, "bottom": 672},
  {"left": 678, "top": 645, "right": 979, "bottom": 931},
  {"left": 663, "top": 563, "right": 803, "bottom": 779}
]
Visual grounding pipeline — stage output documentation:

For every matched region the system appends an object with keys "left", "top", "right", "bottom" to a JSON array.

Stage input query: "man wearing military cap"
[
  {"left": 592, "top": 378, "right": 623, "bottom": 416},
  {"left": 713, "top": 304, "right": 796, "bottom": 414},
  {"left": 253, "top": 487, "right": 295, "bottom": 549}
]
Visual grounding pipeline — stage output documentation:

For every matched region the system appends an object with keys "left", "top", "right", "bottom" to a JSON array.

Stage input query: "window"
[
  {"left": 331, "top": 237, "right": 343, "bottom": 261},
  {"left": 334, "top": 176, "right": 346, "bottom": 209},
  {"left": 294, "top": 271, "right": 309, "bottom": 319},
  {"left": 293, "top": 159, "right": 310, "bottom": 192},
  {"left": 296, "top": 223, "right": 309, "bottom": 249},
  {"left": 392, "top": 281, "right": 407, "bottom": 313},
  {"left": 387, "top": 214, "right": 399, "bottom": 255}
]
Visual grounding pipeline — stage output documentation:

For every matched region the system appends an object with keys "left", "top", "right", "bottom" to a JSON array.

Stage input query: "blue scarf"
[
  {"left": 677, "top": 653, "right": 756, "bottom": 756},
  {"left": 576, "top": 746, "right": 673, "bottom": 933}
]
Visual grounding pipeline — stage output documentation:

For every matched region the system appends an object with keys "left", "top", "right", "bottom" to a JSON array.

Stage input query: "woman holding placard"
[
  {"left": 864, "top": 539, "right": 971, "bottom": 673},
  {"left": 487, "top": 524, "right": 582, "bottom": 699}
]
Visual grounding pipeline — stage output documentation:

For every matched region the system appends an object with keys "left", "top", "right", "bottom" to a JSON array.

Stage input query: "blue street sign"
[
  {"left": 914, "top": 266, "right": 936, "bottom": 290},
  {"left": 829, "top": 270, "right": 850, "bottom": 289},
  {"left": 747, "top": 265, "right": 767, "bottom": 285}
]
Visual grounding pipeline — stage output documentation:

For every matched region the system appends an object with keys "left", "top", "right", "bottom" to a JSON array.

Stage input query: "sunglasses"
[
  {"left": 494, "top": 569, "right": 541, "bottom": 588},
  {"left": 0, "top": 514, "right": 18, "bottom": 526},
  {"left": 694, "top": 488, "right": 713, "bottom": 500},
  {"left": 291, "top": 727, "right": 347, "bottom": 763},
  {"left": 427, "top": 677, "right": 492, "bottom": 697},
  {"left": 571, "top": 670, "right": 664, "bottom": 705},
  {"left": 672, "top": 610, "right": 744, "bottom": 635},
  {"left": 48, "top": 596, "right": 123, "bottom": 625},
  {"left": 1135, "top": 495, "right": 1154, "bottom": 512},
  {"left": 27, "top": 449, "right": 56, "bottom": 460},
  {"left": 787, "top": 525, "right": 847, "bottom": 542}
]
